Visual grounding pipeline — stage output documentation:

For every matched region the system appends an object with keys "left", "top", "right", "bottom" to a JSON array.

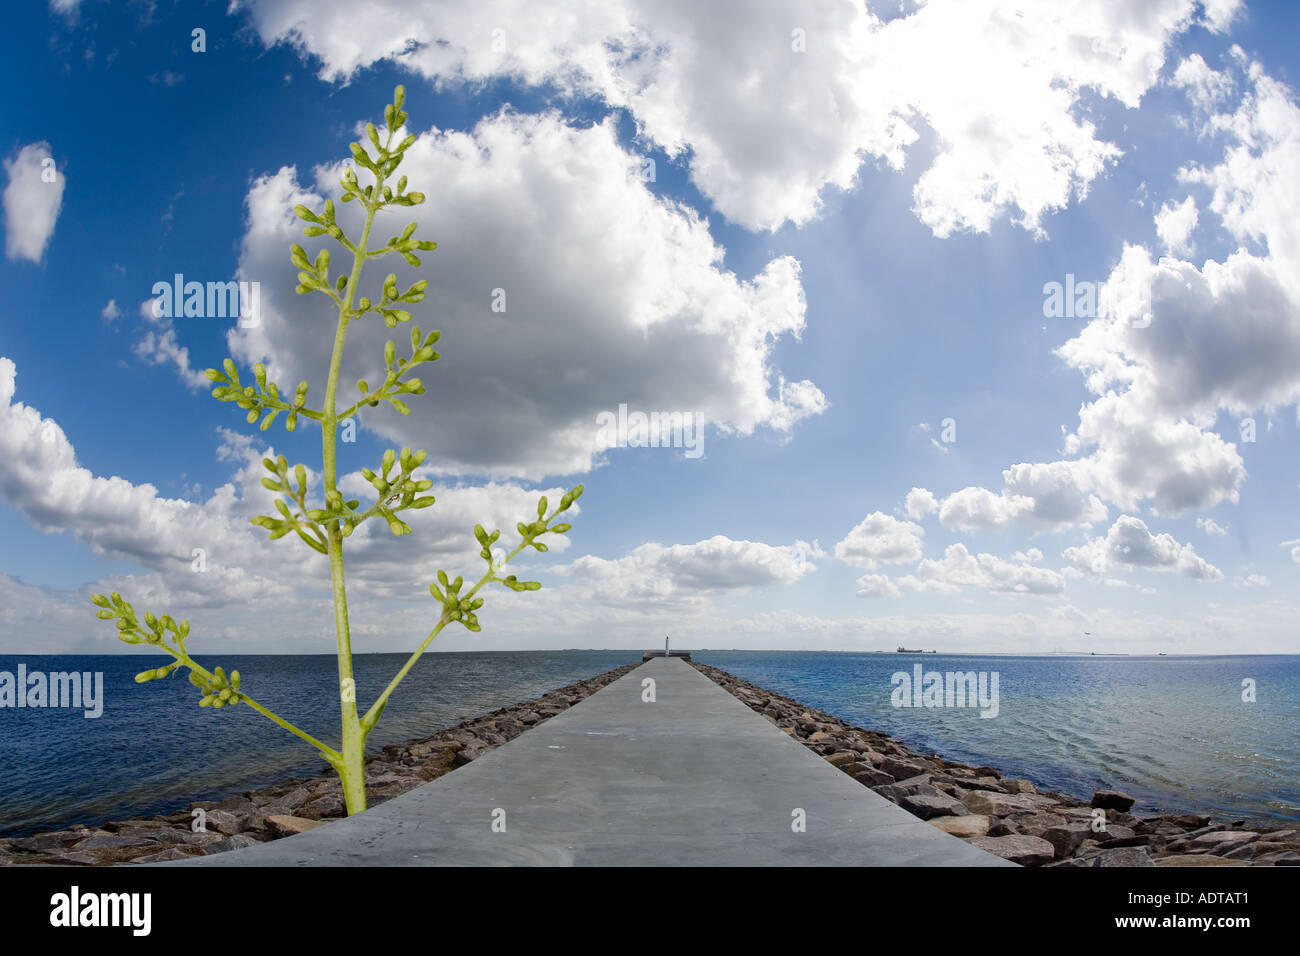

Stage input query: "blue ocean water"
[
  {"left": 0, "top": 651, "right": 634, "bottom": 836},
  {"left": 0, "top": 651, "right": 1295, "bottom": 835},
  {"left": 695, "top": 652, "right": 1299, "bottom": 825}
]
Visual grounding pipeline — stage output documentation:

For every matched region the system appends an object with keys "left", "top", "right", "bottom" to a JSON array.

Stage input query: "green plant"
[{"left": 90, "top": 86, "right": 583, "bottom": 817}]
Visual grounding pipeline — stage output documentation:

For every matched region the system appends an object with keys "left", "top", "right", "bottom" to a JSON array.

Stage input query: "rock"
[
  {"left": 213, "top": 795, "right": 258, "bottom": 814},
  {"left": 1089, "top": 847, "right": 1156, "bottom": 867},
  {"left": 1190, "top": 830, "right": 1260, "bottom": 853},
  {"left": 41, "top": 851, "right": 103, "bottom": 866},
  {"left": 1167, "top": 813, "right": 1212, "bottom": 829},
  {"left": 900, "top": 791, "right": 969, "bottom": 820},
  {"left": 1000, "top": 778, "right": 1038, "bottom": 795},
  {"left": 1014, "top": 812, "right": 1067, "bottom": 837},
  {"left": 1043, "top": 822, "right": 1093, "bottom": 859},
  {"left": 826, "top": 752, "right": 859, "bottom": 769},
  {"left": 848, "top": 766, "right": 895, "bottom": 788},
  {"left": 10, "top": 831, "right": 85, "bottom": 852},
  {"left": 967, "top": 834, "right": 1056, "bottom": 866},
  {"left": 118, "top": 827, "right": 222, "bottom": 847},
  {"left": 198, "top": 809, "right": 244, "bottom": 836},
  {"left": 132, "top": 847, "right": 203, "bottom": 863},
  {"left": 304, "top": 793, "right": 347, "bottom": 819},
  {"left": 266, "top": 787, "right": 313, "bottom": 814},
  {"left": 881, "top": 757, "right": 935, "bottom": 781},
  {"left": 73, "top": 833, "right": 158, "bottom": 850},
  {"left": 930, "top": 815, "right": 990, "bottom": 837},
  {"left": 1254, "top": 851, "right": 1300, "bottom": 866},
  {"left": 988, "top": 820, "right": 1021, "bottom": 837},
  {"left": 960, "top": 791, "right": 1047, "bottom": 817},
  {"left": 265, "top": 815, "right": 326, "bottom": 838},
  {"left": 1091, "top": 790, "right": 1136, "bottom": 812},
  {"left": 1155, "top": 854, "right": 1248, "bottom": 867},
  {"left": 204, "top": 834, "right": 263, "bottom": 855}
]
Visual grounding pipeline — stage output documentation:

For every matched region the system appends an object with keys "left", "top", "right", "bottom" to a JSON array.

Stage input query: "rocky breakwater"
[
  {"left": 0, "top": 663, "right": 638, "bottom": 867},
  {"left": 693, "top": 662, "right": 1299, "bottom": 868}
]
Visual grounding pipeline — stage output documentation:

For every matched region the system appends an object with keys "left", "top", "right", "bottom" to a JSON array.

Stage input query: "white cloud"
[
  {"left": 101, "top": 299, "right": 121, "bottom": 321},
  {"left": 1197, "top": 517, "right": 1228, "bottom": 536},
  {"left": 903, "top": 487, "right": 939, "bottom": 520},
  {"left": 561, "top": 535, "right": 815, "bottom": 610},
  {"left": 834, "top": 512, "right": 925, "bottom": 570},
  {"left": 938, "top": 461, "right": 1107, "bottom": 532},
  {"left": 1155, "top": 196, "right": 1198, "bottom": 256},
  {"left": 854, "top": 573, "right": 901, "bottom": 599},
  {"left": 1064, "top": 515, "right": 1223, "bottom": 580},
  {"left": 1234, "top": 573, "right": 1269, "bottom": 589},
  {"left": 1281, "top": 538, "right": 1300, "bottom": 564},
  {"left": 134, "top": 298, "right": 209, "bottom": 390},
  {"left": 897, "top": 543, "right": 1066, "bottom": 595},
  {"left": 1171, "top": 53, "right": 1234, "bottom": 113},
  {"left": 3, "top": 143, "right": 65, "bottom": 263},
  {"left": 228, "top": 112, "right": 823, "bottom": 479},
  {"left": 237, "top": 0, "right": 1213, "bottom": 235}
]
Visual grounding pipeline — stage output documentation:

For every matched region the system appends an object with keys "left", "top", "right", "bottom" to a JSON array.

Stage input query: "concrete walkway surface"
[{"left": 173, "top": 657, "right": 1012, "bottom": 866}]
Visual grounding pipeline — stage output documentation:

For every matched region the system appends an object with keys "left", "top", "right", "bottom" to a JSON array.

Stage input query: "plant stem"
[
  {"left": 322, "top": 176, "right": 384, "bottom": 816},
  {"left": 360, "top": 538, "right": 530, "bottom": 729}
]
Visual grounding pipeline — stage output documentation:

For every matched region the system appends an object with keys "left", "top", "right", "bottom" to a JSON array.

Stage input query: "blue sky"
[{"left": 3, "top": 0, "right": 1300, "bottom": 654}]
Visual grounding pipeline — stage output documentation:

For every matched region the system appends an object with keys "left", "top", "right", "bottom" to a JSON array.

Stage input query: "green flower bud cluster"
[
  {"left": 351, "top": 327, "right": 440, "bottom": 418},
  {"left": 333, "top": 86, "right": 427, "bottom": 211},
  {"left": 359, "top": 446, "right": 434, "bottom": 537},
  {"left": 252, "top": 455, "right": 330, "bottom": 554},
  {"left": 374, "top": 272, "right": 432, "bottom": 328},
  {"left": 290, "top": 238, "right": 340, "bottom": 295},
  {"left": 515, "top": 484, "right": 584, "bottom": 555},
  {"left": 205, "top": 358, "right": 310, "bottom": 432},
  {"left": 91, "top": 592, "right": 192, "bottom": 648},
  {"left": 428, "top": 570, "right": 485, "bottom": 632},
  {"left": 190, "top": 666, "right": 242, "bottom": 709}
]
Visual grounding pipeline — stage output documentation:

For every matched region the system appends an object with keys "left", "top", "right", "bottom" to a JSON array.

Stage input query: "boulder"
[
  {"left": 1000, "top": 778, "right": 1038, "bottom": 795},
  {"left": 1154, "top": 854, "right": 1247, "bottom": 867},
  {"left": 900, "top": 791, "right": 969, "bottom": 820},
  {"left": 848, "top": 766, "right": 896, "bottom": 788},
  {"left": 1090, "top": 790, "right": 1136, "bottom": 812},
  {"left": 1190, "top": 830, "right": 1259, "bottom": 853},
  {"left": 1088, "top": 847, "right": 1156, "bottom": 867},
  {"left": 960, "top": 791, "right": 1047, "bottom": 817},
  {"left": 265, "top": 815, "right": 326, "bottom": 838},
  {"left": 880, "top": 757, "right": 935, "bottom": 781},
  {"left": 929, "top": 815, "right": 991, "bottom": 838},
  {"left": 826, "top": 751, "right": 859, "bottom": 769},
  {"left": 132, "top": 847, "right": 203, "bottom": 864},
  {"left": 1043, "top": 822, "right": 1093, "bottom": 859},
  {"left": 967, "top": 834, "right": 1056, "bottom": 866},
  {"left": 204, "top": 834, "right": 263, "bottom": 855}
]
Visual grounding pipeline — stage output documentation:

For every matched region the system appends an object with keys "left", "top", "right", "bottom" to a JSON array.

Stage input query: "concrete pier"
[{"left": 176, "top": 657, "right": 1011, "bottom": 866}]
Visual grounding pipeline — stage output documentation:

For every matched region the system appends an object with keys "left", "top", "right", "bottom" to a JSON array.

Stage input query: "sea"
[{"left": 0, "top": 651, "right": 1295, "bottom": 835}]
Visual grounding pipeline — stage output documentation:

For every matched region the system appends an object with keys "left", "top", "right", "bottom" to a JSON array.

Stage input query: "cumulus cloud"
[
  {"left": 237, "top": 0, "right": 1214, "bottom": 235},
  {"left": 928, "top": 61, "right": 1300, "bottom": 533},
  {"left": 1155, "top": 196, "right": 1198, "bottom": 256},
  {"left": 855, "top": 573, "right": 901, "bottom": 599},
  {"left": 834, "top": 512, "right": 925, "bottom": 571},
  {"left": 897, "top": 544, "right": 1066, "bottom": 595},
  {"left": 1063, "top": 515, "right": 1223, "bottom": 580},
  {"left": 560, "top": 535, "right": 815, "bottom": 610},
  {"left": 228, "top": 112, "right": 823, "bottom": 479},
  {"left": 903, "top": 487, "right": 939, "bottom": 520},
  {"left": 3, "top": 143, "right": 65, "bottom": 263},
  {"left": 1197, "top": 517, "right": 1228, "bottom": 536},
  {"left": 101, "top": 299, "right": 121, "bottom": 321},
  {"left": 1234, "top": 573, "right": 1269, "bottom": 589},
  {"left": 134, "top": 298, "right": 210, "bottom": 390},
  {"left": 938, "top": 461, "right": 1107, "bottom": 532}
]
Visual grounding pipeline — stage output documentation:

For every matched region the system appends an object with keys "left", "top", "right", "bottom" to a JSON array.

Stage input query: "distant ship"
[{"left": 897, "top": 646, "right": 925, "bottom": 653}]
